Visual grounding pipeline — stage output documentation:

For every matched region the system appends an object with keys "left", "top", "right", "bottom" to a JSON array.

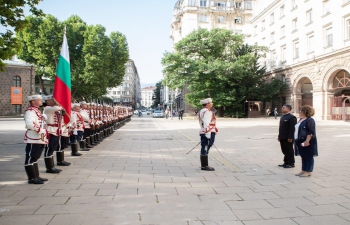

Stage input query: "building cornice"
[
  {"left": 267, "top": 45, "right": 350, "bottom": 74},
  {"left": 251, "top": 0, "right": 281, "bottom": 24}
]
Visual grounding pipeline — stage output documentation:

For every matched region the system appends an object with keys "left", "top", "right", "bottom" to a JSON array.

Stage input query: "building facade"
[
  {"left": 106, "top": 59, "right": 141, "bottom": 109},
  {"left": 170, "top": 0, "right": 350, "bottom": 120},
  {"left": 249, "top": 0, "right": 350, "bottom": 120},
  {"left": 141, "top": 86, "right": 156, "bottom": 108},
  {"left": 0, "top": 59, "right": 35, "bottom": 116}
]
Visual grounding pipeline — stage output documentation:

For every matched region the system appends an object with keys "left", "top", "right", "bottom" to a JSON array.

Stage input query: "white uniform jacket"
[
  {"left": 24, "top": 106, "right": 48, "bottom": 144},
  {"left": 80, "top": 109, "right": 90, "bottom": 129},
  {"left": 199, "top": 108, "right": 218, "bottom": 135},
  {"left": 43, "top": 106, "right": 62, "bottom": 136}
]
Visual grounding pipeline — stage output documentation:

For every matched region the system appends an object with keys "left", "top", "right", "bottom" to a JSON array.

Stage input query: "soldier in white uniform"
[
  {"left": 80, "top": 101, "right": 92, "bottom": 148},
  {"left": 199, "top": 98, "right": 218, "bottom": 171},
  {"left": 43, "top": 95, "right": 70, "bottom": 170},
  {"left": 23, "top": 95, "right": 49, "bottom": 184}
]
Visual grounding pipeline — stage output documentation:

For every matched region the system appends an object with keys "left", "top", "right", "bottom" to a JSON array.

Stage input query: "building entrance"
[{"left": 329, "top": 70, "right": 350, "bottom": 121}]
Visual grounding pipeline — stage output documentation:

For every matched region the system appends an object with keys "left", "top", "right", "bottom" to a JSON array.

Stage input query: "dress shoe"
[
  {"left": 201, "top": 166, "right": 215, "bottom": 171},
  {"left": 46, "top": 168, "right": 61, "bottom": 173},
  {"left": 278, "top": 163, "right": 287, "bottom": 167},
  {"left": 300, "top": 172, "right": 311, "bottom": 177},
  {"left": 71, "top": 152, "right": 82, "bottom": 156},
  {"left": 283, "top": 164, "right": 295, "bottom": 168},
  {"left": 295, "top": 171, "right": 305, "bottom": 176},
  {"left": 28, "top": 178, "right": 44, "bottom": 184},
  {"left": 57, "top": 161, "right": 71, "bottom": 166}
]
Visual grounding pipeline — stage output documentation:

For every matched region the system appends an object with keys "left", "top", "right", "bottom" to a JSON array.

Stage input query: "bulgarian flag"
[{"left": 53, "top": 31, "right": 71, "bottom": 124}]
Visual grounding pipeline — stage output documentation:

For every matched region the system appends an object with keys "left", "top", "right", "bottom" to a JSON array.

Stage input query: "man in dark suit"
[{"left": 278, "top": 104, "right": 297, "bottom": 168}]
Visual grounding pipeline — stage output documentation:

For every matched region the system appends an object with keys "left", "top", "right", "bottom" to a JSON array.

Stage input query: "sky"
[{"left": 30, "top": 0, "right": 176, "bottom": 87}]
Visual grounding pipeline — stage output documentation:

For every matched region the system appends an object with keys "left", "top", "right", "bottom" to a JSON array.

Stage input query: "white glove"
[
  {"left": 73, "top": 130, "right": 78, "bottom": 135},
  {"left": 42, "top": 114, "right": 48, "bottom": 121},
  {"left": 205, "top": 133, "right": 211, "bottom": 139}
]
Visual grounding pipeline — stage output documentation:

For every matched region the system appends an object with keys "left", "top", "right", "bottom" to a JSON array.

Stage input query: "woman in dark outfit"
[{"left": 294, "top": 105, "right": 318, "bottom": 177}]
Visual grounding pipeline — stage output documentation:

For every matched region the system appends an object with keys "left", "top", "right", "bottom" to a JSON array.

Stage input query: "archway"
[
  {"left": 295, "top": 77, "right": 313, "bottom": 112},
  {"left": 328, "top": 70, "right": 350, "bottom": 120}
]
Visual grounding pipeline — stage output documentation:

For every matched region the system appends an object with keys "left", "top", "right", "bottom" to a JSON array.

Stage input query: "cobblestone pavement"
[{"left": 0, "top": 116, "right": 350, "bottom": 225}]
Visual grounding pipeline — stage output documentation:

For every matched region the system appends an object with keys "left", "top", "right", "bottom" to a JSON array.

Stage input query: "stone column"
[
  {"left": 324, "top": 90, "right": 335, "bottom": 120},
  {"left": 312, "top": 90, "right": 323, "bottom": 121},
  {"left": 294, "top": 93, "right": 302, "bottom": 118}
]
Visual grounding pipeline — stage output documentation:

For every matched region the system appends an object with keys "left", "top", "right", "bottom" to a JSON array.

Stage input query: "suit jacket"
[{"left": 278, "top": 113, "right": 297, "bottom": 140}]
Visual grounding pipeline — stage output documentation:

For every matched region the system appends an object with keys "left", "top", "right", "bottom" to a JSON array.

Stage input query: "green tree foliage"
[
  {"left": 162, "top": 28, "right": 285, "bottom": 117},
  {"left": 151, "top": 81, "right": 162, "bottom": 109},
  {"left": 0, "top": 0, "right": 44, "bottom": 70},
  {"left": 16, "top": 14, "right": 129, "bottom": 99}
]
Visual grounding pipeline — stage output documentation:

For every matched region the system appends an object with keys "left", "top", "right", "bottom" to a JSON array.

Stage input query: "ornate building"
[{"left": 170, "top": 0, "right": 350, "bottom": 120}]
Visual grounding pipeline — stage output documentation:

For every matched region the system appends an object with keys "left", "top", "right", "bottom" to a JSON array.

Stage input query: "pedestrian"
[
  {"left": 278, "top": 104, "right": 297, "bottom": 168},
  {"left": 199, "top": 98, "right": 218, "bottom": 171},
  {"left": 23, "top": 95, "right": 48, "bottom": 184},
  {"left": 165, "top": 108, "right": 169, "bottom": 119},
  {"left": 266, "top": 108, "right": 270, "bottom": 116},
  {"left": 178, "top": 108, "right": 184, "bottom": 120},
  {"left": 274, "top": 108, "right": 278, "bottom": 119},
  {"left": 195, "top": 109, "right": 199, "bottom": 119},
  {"left": 294, "top": 105, "right": 318, "bottom": 177}
]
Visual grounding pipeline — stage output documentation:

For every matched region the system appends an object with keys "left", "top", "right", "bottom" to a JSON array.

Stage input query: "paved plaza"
[{"left": 0, "top": 116, "right": 350, "bottom": 225}]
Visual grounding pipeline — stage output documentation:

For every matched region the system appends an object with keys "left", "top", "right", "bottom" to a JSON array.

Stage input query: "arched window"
[
  {"left": 13, "top": 76, "right": 21, "bottom": 87},
  {"left": 333, "top": 70, "right": 350, "bottom": 89}
]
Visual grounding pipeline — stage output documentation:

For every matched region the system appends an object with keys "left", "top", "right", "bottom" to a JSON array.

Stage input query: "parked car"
[{"left": 153, "top": 110, "right": 164, "bottom": 118}]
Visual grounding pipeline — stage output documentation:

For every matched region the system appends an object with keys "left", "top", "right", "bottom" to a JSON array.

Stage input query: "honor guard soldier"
[
  {"left": 43, "top": 95, "right": 70, "bottom": 172},
  {"left": 199, "top": 98, "right": 218, "bottom": 171},
  {"left": 70, "top": 103, "right": 85, "bottom": 143},
  {"left": 23, "top": 95, "right": 49, "bottom": 184}
]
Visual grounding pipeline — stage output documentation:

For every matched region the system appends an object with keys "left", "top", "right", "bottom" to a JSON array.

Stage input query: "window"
[
  {"left": 282, "top": 75, "right": 286, "bottom": 84},
  {"left": 270, "top": 13, "right": 274, "bottom": 24},
  {"left": 281, "top": 26, "right": 285, "bottom": 37},
  {"left": 117, "top": 91, "right": 120, "bottom": 95},
  {"left": 307, "top": 34, "right": 314, "bottom": 52},
  {"left": 235, "top": 17, "right": 242, "bottom": 24},
  {"left": 280, "top": 5, "right": 285, "bottom": 17},
  {"left": 306, "top": 10, "right": 313, "bottom": 23},
  {"left": 326, "top": 27, "right": 333, "bottom": 46},
  {"left": 292, "top": 18, "right": 297, "bottom": 30},
  {"left": 261, "top": 20, "right": 265, "bottom": 31},
  {"left": 127, "top": 76, "right": 130, "bottom": 80},
  {"left": 281, "top": 46, "right": 287, "bottom": 62},
  {"left": 215, "top": 2, "right": 227, "bottom": 8},
  {"left": 199, "top": 14, "right": 208, "bottom": 22},
  {"left": 113, "top": 91, "right": 116, "bottom": 95},
  {"left": 244, "top": 0, "right": 252, "bottom": 10},
  {"left": 271, "top": 32, "right": 275, "bottom": 43},
  {"left": 346, "top": 19, "right": 350, "bottom": 39},
  {"left": 323, "top": 0, "right": 330, "bottom": 14},
  {"left": 294, "top": 41, "right": 299, "bottom": 58},
  {"left": 217, "top": 16, "right": 225, "bottom": 23},
  {"left": 235, "top": 1, "right": 242, "bottom": 9},
  {"left": 13, "top": 76, "right": 21, "bottom": 87},
  {"left": 13, "top": 105, "right": 22, "bottom": 114},
  {"left": 200, "top": 0, "right": 207, "bottom": 7}
]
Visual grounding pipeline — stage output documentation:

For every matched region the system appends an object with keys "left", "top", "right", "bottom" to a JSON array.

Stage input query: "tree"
[
  {"left": 0, "top": 0, "right": 44, "bottom": 70},
  {"left": 151, "top": 81, "right": 162, "bottom": 109},
  {"left": 17, "top": 15, "right": 129, "bottom": 99},
  {"left": 162, "top": 28, "right": 285, "bottom": 117}
]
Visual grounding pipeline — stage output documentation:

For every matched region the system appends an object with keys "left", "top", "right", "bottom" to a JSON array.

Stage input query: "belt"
[{"left": 47, "top": 124, "right": 59, "bottom": 127}]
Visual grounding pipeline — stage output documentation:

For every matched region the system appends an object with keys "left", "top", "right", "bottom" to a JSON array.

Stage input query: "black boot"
[
  {"left": 79, "top": 140, "right": 90, "bottom": 151},
  {"left": 71, "top": 142, "right": 82, "bottom": 156},
  {"left": 25, "top": 164, "right": 44, "bottom": 184},
  {"left": 86, "top": 136, "right": 93, "bottom": 148},
  {"left": 200, "top": 155, "right": 215, "bottom": 171},
  {"left": 56, "top": 151, "right": 71, "bottom": 166},
  {"left": 33, "top": 162, "right": 48, "bottom": 182},
  {"left": 44, "top": 156, "right": 61, "bottom": 173}
]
